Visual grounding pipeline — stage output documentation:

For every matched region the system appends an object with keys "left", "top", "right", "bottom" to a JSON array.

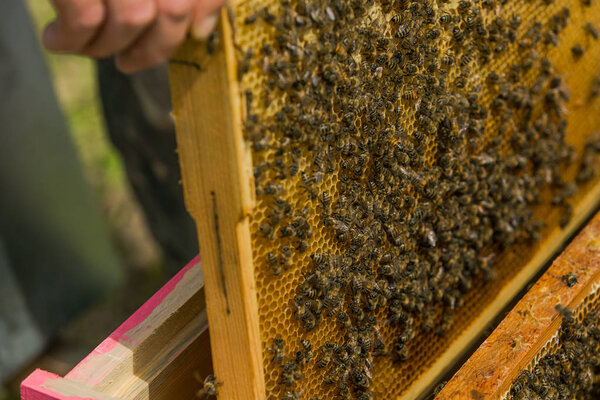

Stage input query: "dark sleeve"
[{"left": 96, "top": 59, "right": 198, "bottom": 275}]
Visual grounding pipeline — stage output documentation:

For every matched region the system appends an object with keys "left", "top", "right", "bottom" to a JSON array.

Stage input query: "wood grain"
[
  {"left": 21, "top": 257, "right": 209, "bottom": 400},
  {"left": 168, "top": 9, "right": 265, "bottom": 400},
  {"left": 435, "top": 211, "right": 600, "bottom": 400},
  {"left": 21, "top": 370, "right": 119, "bottom": 400}
]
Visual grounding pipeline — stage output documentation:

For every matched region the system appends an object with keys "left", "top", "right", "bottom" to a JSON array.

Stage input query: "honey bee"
[
  {"left": 279, "top": 246, "right": 292, "bottom": 270},
  {"left": 264, "top": 182, "right": 284, "bottom": 196},
  {"left": 295, "top": 305, "right": 316, "bottom": 331},
  {"left": 336, "top": 311, "right": 352, "bottom": 328},
  {"left": 267, "top": 252, "right": 281, "bottom": 276},
  {"left": 320, "top": 191, "right": 332, "bottom": 210},
  {"left": 269, "top": 337, "right": 285, "bottom": 364},
  {"left": 393, "top": 341, "right": 409, "bottom": 361},
  {"left": 296, "top": 240, "right": 308, "bottom": 253},
  {"left": 584, "top": 22, "right": 599, "bottom": 40},
  {"left": 280, "top": 361, "right": 303, "bottom": 387},
  {"left": 206, "top": 31, "right": 220, "bottom": 55},
  {"left": 356, "top": 392, "right": 374, "bottom": 400},
  {"left": 559, "top": 203, "right": 574, "bottom": 228},
  {"left": 281, "top": 392, "right": 300, "bottom": 400},
  {"left": 259, "top": 223, "right": 275, "bottom": 239},
  {"left": 316, "top": 343, "right": 334, "bottom": 369},
  {"left": 239, "top": 0, "right": 592, "bottom": 396},
  {"left": 437, "top": 310, "right": 454, "bottom": 336},
  {"left": 300, "top": 339, "right": 313, "bottom": 362},
  {"left": 421, "top": 306, "right": 437, "bottom": 332},
  {"left": 196, "top": 374, "right": 221, "bottom": 398},
  {"left": 571, "top": 44, "right": 585, "bottom": 59},
  {"left": 332, "top": 383, "right": 351, "bottom": 400},
  {"left": 589, "top": 76, "right": 600, "bottom": 100},
  {"left": 441, "top": 52, "right": 455, "bottom": 66},
  {"left": 439, "top": 13, "right": 452, "bottom": 25},
  {"left": 561, "top": 272, "right": 577, "bottom": 287}
]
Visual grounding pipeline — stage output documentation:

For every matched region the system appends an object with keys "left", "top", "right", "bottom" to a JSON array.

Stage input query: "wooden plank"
[
  {"left": 168, "top": 9, "right": 265, "bottom": 400},
  {"left": 22, "top": 370, "right": 120, "bottom": 400},
  {"left": 435, "top": 211, "right": 600, "bottom": 400},
  {"left": 147, "top": 326, "right": 213, "bottom": 400},
  {"left": 21, "top": 257, "right": 210, "bottom": 400}
]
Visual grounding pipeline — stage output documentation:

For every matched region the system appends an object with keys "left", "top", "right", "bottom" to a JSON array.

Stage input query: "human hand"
[{"left": 42, "top": 0, "right": 225, "bottom": 73}]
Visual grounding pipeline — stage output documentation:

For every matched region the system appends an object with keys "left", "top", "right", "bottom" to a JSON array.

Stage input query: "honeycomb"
[
  {"left": 225, "top": 0, "right": 600, "bottom": 398},
  {"left": 502, "top": 284, "right": 600, "bottom": 400}
]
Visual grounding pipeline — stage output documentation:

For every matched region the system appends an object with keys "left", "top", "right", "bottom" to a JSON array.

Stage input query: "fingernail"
[{"left": 192, "top": 13, "right": 219, "bottom": 40}]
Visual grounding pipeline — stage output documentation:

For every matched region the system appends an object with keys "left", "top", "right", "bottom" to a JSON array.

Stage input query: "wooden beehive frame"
[
  {"left": 168, "top": 9, "right": 264, "bottom": 400},
  {"left": 167, "top": 9, "right": 600, "bottom": 400},
  {"left": 436, "top": 211, "right": 600, "bottom": 400},
  {"left": 21, "top": 6, "right": 600, "bottom": 400},
  {"left": 21, "top": 257, "right": 212, "bottom": 400}
]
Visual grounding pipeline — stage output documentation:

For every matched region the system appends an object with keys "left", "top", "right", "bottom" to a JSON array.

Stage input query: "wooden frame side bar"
[
  {"left": 168, "top": 10, "right": 265, "bottom": 400},
  {"left": 21, "top": 257, "right": 209, "bottom": 400},
  {"left": 435, "top": 210, "right": 600, "bottom": 400}
]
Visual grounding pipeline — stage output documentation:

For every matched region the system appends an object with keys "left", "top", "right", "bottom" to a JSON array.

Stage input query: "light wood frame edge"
[
  {"left": 168, "top": 10, "right": 265, "bottom": 400},
  {"left": 21, "top": 257, "right": 210, "bottom": 400}
]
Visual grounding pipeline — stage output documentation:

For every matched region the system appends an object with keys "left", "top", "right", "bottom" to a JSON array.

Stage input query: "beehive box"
[
  {"left": 21, "top": 257, "right": 213, "bottom": 400},
  {"left": 435, "top": 210, "right": 600, "bottom": 400},
  {"left": 169, "top": 0, "right": 600, "bottom": 399}
]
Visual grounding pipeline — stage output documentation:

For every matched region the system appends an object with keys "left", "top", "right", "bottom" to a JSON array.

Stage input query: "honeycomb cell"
[{"left": 230, "top": 0, "right": 600, "bottom": 398}]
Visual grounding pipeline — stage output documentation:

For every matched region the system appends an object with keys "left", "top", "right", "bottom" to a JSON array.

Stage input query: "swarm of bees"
[
  {"left": 507, "top": 305, "right": 600, "bottom": 400},
  {"left": 230, "top": 0, "right": 600, "bottom": 398}
]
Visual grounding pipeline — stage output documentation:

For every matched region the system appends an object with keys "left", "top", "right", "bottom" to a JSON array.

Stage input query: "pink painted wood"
[
  {"left": 21, "top": 369, "right": 117, "bottom": 400},
  {"left": 20, "top": 255, "right": 209, "bottom": 400}
]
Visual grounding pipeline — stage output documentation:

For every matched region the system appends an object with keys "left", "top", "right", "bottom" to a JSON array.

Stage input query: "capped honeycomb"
[
  {"left": 503, "top": 288, "right": 600, "bottom": 400},
  {"left": 175, "top": 0, "right": 600, "bottom": 399},
  {"left": 226, "top": 0, "right": 600, "bottom": 398}
]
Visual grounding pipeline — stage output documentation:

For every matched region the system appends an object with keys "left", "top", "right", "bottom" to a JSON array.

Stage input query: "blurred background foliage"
[
  {"left": 25, "top": 0, "right": 162, "bottom": 272},
  {"left": 24, "top": 0, "right": 167, "bottom": 316},
  {"left": 0, "top": 3, "right": 171, "bottom": 399}
]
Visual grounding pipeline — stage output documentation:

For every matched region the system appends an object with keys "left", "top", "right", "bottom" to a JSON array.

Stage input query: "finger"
[
  {"left": 43, "top": 0, "right": 106, "bottom": 52},
  {"left": 83, "top": 0, "right": 158, "bottom": 58},
  {"left": 191, "top": 0, "right": 225, "bottom": 40},
  {"left": 115, "top": 0, "right": 194, "bottom": 73}
]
